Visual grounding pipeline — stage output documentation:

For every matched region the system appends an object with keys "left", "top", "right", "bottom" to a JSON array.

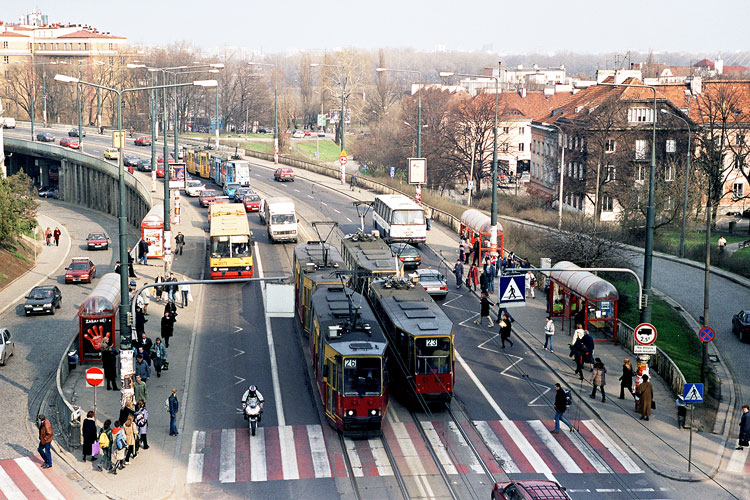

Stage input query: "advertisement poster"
[
  {"left": 143, "top": 227, "right": 164, "bottom": 258},
  {"left": 79, "top": 316, "right": 115, "bottom": 362},
  {"left": 169, "top": 163, "right": 186, "bottom": 190}
]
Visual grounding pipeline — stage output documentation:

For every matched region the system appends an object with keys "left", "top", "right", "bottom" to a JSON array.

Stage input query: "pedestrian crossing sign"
[
  {"left": 683, "top": 383, "right": 703, "bottom": 403},
  {"left": 499, "top": 275, "right": 526, "bottom": 307}
]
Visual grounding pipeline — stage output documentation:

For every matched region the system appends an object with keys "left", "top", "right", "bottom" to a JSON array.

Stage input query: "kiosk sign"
[
  {"left": 81, "top": 316, "right": 114, "bottom": 362},
  {"left": 407, "top": 158, "right": 426, "bottom": 185},
  {"left": 634, "top": 323, "right": 657, "bottom": 345}
]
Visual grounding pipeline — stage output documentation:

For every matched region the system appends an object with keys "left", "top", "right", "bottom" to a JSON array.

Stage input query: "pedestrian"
[
  {"left": 134, "top": 332, "right": 153, "bottom": 356},
  {"left": 570, "top": 340, "right": 585, "bottom": 380},
  {"left": 636, "top": 374, "right": 654, "bottom": 421},
  {"left": 133, "top": 374, "right": 148, "bottom": 404},
  {"left": 53, "top": 227, "right": 61, "bottom": 246},
  {"left": 154, "top": 274, "right": 164, "bottom": 303},
  {"left": 543, "top": 317, "right": 555, "bottom": 352},
  {"left": 127, "top": 249, "right": 137, "bottom": 278},
  {"left": 737, "top": 404, "right": 750, "bottom": 450},
  {"left": 135, "top": 400, "right": 149, "bottom": 450},
  {"left": 466, "top": 263, "right": 479, "bottom": 291},
  {"left": 486, "top": 258, "right": 496, "bottom": 294},
  {"left": 135, "top": 291, "right": 150, "bottom": 315},
  {"left": 550, "top": 383, "right": 574, "bottom": 433},
  {"left": 179, "top": 280, "right": 191, "bottom": 308},
  {"left": 471, "top": 237, "right": 480, "bottom": 266},
  {"left": 81, "top": 410, "right": 98, "bottom": 462},
  {"left": 138, "top": 239, "right": 149, "bottom": 265},
  {"left": 37, "top": 414, "right": 54, "bottom": 468},
  {"left": 479, "top": 269, "right": 488, "bottom": 294},
  {"left": 167, "top": 273, "right": 178, "bottom": 302},
  {"left": 572, "top": 323, "right": 586, "bottom": 345},
  {"left": 459, "top": 236, "right": 467, "bottom": 264},
  {"left": 453, "top": 259, "right": 464, "bottom": 289},
  {"left": 589, "top": 358, "right": 607, "bottom": 402},
  {"left": 124, "top": 416, "right": 137, "bottom": 463},
  {"left": 114, "top": 260, "right": 121, "bottom": 275},
  {"left": 581, "top": 331, "right": 595, "bottom": 371},
  {"left": 424, "top": 206, "right": 432, "bottom": 231},
  {"left": 474, "top": 291, "right": 495, "bottom": 328},
  {"left": 619, "top": 357, "right": 635, "bottom": 399},
  {"left": 676, "top": 396, "right": 688, "bottom": 429},
  {"left": 161, "top": 309, "right": 175, "bottom": 348},
  {"left": 99, "top": 338, "right": 117, "bottom": 390},
  {"left": 349, "top": 174, "right": 357, "bottom": 191},
  {"left": 175, "top": 231, "right": 185, "bottom": 255},
  {"left": 135, "top": 305, "right": 147, "bottom": 336},
  {"left": 97, "top": 420, "right": 112, "bottom": 472},
  {"left": 168, "top": 388, "right": 179, "bottom": 436},
  {"left": 119, "top": 400, "right": 135, "bottom": 426},
  {"left": 152, "top": 337, "right": 166, "bottom": 377},
  {"left": 525, "top": 270, "right": 535, "bottom": 299},
  {"left": 44, "top": 227, "right": 52, "bottom": 246},
  {"left": 718, "top": 235, "right": 727, "bottom": 254},
  {"left": 110, "top": 421, "right": 126, "bottom": 473},
  {"left": 135, "top": 353, "right": 151, "bottom": 382},
  {"left": 499, "top": 313, "right": 513, "bottom": 348}
]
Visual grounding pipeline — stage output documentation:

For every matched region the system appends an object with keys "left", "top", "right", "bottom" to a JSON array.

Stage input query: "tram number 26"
[
  {"left": 344, "top": 359, "right": 357, "bottom": 368},
  {"left": 425, "top": 339, "right": 438, "bottom": 347}
]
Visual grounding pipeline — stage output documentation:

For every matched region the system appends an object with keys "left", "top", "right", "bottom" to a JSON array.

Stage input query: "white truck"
[{"left": 260, "top": 197, "right": 298, "bottom": 243}]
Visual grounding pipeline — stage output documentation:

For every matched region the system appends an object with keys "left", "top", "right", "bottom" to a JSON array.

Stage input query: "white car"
[
  {"left": 292, "top": 130, "right": 305, "bottom": 138},
  {"left": 0, "top": 328, "right": 15, "bottom": 366},
  {"left": 185, "top": 179, "right": 205, "bottom": 197},
  {"left": 410, "top": 269, "right": 449, "bottom": 299}
]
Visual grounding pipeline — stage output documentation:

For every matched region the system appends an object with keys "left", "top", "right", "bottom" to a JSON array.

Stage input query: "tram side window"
[
  {"left": 210, "top": 236, "right": 230, "bottom": 258},
  {"left": 343, "top": 357, "right": 381, "bottom": 396},
  {"left": 415, "top": 337, "right": 451, "bottom": 375}
]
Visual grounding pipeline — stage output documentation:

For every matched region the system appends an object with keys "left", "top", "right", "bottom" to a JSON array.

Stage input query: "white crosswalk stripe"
[
  {"left": 306, "top": 424, "right": 332, "bottom": 478},
  {"left": 250, "top": 427, "right": 267, "bottom": 482},
  {"left": 727, "top": 446, "right": 749, "bottom": 473},
  {"left": 500, "top": 420, "right": 553, "bottom": 476},
  {"left": 279, "top": 426, "right": 300, "bottom": 480},
  {"left": 0, "top": 463, "right": 26, "bottom": 500},
  {"left": 14, "top": 457, "right": 65, "bottom": 500},
  {"left": 447, "top": 421, "right": 484, "bottom": 474},
  {"left": 582, "top": 420, "right": 643, "bottom": 474},
  {"left": 421, "top": 421, "right": 458, "bottom": 475},
  {"left": 368, "top": 437, "right": 394, "bottom": 476},
  {"left": 219, "top": 428, "right": 235, "bottom": 483},
  {"left": 186, "top": 430, "right": 205, "bottom": 484},
  {"left": 473, "top": 420, "right": 520, "bottom": 473},
  {"left": 344, "top": 439, "right": 364, "bottom": 477},
  {"left": 527, "top": 421, "right": 582, "bottom": 473}
]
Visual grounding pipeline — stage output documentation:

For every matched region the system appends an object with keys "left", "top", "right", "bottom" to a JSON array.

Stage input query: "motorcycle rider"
[{"left": 241, "top": 385, "right": 264, "bottom": 422}]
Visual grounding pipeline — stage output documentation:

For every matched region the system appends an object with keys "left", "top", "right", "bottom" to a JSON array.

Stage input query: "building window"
[
  {"left": 635, "top": 139, "right": 648, "bottom": 160},
  {"left": 518, "top": 143, "right": 525, "bottom": 152},
  {"left": 664, "top": 164, "right": 675, "bottom": 181},
  {"left": 3, "top": 71, "right": 8, "bottom": 79},
  {"left": 2, "top": 56, "right": 8, "bottom": 64},
  {"left": 518, "top": 127, "right": 525, "bottom": 135},
  {"left": 628, "top": 107, "right": 654, "bottom": 123},
  {"left": 109, "top": 57, "right": 114, "bottom": 65},
  {"left": 503, "top": 127, "right": 509, "bottom": 134},
  {"left": 635, "top": 165, "right": 645, "bottom": 182},
  {"left": 605, "top": 165, "right": 616, "bottom": 181},
  {"left": 2, "top": 41, "right": 7, "bottom": 49},
  {"left": 602, "top": 194, "right": 614, "bottom": 212},
  {"left": 737, "top": 135, "right": 746, "bottom": 146},
  {"left": 606, "top": 139, "right": 616, "bottom": 153},
  {"left": 84, "top": 43, "right": 88, "bottom": 50},
  {"left": 501, "top": 143, "right": 509, "bottom": 153},
  {"left": 109, "top": 43, "right": 114, "bottom": 50},
  {"left": 666, "top": 139, "right": 676, "bottom": 153},
  {"left": 734, "top": 183, "right": 745, "bottom": 199}
]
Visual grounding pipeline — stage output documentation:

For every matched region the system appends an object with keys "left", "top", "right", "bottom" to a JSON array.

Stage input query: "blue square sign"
[
  {"left": 683, "top": 383, "right": 703, "bottom": 403},
  {"left": 498, "top": 275, "right": 526, "bottom": 307}
]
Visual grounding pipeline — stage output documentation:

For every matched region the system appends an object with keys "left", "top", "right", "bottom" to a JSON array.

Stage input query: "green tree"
[{"left": 0, "top": 172, "right": 38, "bottom": 244}]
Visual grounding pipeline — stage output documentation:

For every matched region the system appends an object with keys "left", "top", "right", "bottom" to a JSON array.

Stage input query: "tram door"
[{"left": 326, "top": 356, "right": 337, "bottom": 418}]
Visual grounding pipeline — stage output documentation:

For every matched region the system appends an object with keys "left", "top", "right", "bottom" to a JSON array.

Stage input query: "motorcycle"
[{"left": 242, "top": 397, "right": 262, "bottom": 436}]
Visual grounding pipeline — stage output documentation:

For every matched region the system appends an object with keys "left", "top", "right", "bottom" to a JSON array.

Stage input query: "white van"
[
  {"left": 1, "top": 117, "right": 16, "bottom": 129},
  {"left": 261, "top": 197, "right": 297, "bottom": 243}
]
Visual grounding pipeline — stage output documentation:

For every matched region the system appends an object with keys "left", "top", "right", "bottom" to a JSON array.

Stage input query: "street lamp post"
[
  {"left": 77, "top": 84, "right": 83, "bottom": 150},
  {"left": 311, "top": 63, "right": 347, "bottom": 183},
  {"left": 248, "top": 62, "right": 279, "bottom": 164},
  {"left": 549, "top": 123, "right": 566, "bottom": 230},
  {"left": 661, "top": 108, "right": 692, "bottom": 259},
  {"left": 54, "top": 74, "right": 217, "bottom": 347},
  {"left": 439, "top": 70, "right": 501, "bottom": 250},
  {"left": 599, "top": 82, "right": 658, "bottom": 324}
]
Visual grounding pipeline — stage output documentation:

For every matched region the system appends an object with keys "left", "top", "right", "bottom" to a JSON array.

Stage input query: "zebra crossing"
[
  {"left": 186, "top": 419, "right": 643, "bottom": 484},
  {"left": 0, "top": 456, "right": 77, "bottom": 500}
]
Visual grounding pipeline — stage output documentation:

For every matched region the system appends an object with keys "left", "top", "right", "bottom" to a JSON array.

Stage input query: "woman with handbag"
[
  {"left": 619, "top": 358, "right": 635, "bottom": 399},
  {"left": 81, "top": 410, "right": 98, "bottom": 462}
]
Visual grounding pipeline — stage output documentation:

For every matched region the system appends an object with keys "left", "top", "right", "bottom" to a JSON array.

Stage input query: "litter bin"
[{"left": 67, "top": 350, "right": 79, "bottom": 372}]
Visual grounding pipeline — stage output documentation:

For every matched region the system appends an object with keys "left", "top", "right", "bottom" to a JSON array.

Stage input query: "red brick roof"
[
  {"left": 496, "top": 91, "right": 576, "bottom": 120},
  {"left": 694, "top": 59, "right": 715, "bottom": 69},
  {"left": 722, "top": 65, "right": 750, "bottom": 75},
  {"left": 57, "top": 29, "right": 125, "bottom": 39},
  {"left": 0, "top": 30, "right": 29, "bottom": 37}
]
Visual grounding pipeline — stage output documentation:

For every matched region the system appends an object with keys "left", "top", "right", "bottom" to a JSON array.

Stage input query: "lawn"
[
  {"left": 654, "top": 228, "right": 750, "bottom": 277},
  {"left": 655, "top": 228, "right": 748, "bottom": 250},
  {"left": 241, "top": 141, "right": 274, "bottom": 154},
  {"left": 612, "top": 279, "right": 702, "bottom": 383},
  {"left": 295, "top": 139, "right": 342, "bottom": 162}
]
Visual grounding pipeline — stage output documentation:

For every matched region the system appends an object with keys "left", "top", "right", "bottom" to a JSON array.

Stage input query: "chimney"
[
  {"left": 689, "top": 76, "right": 702, "bottom": 96},
  {"left": 715, "top": 58, "right": 724, "bottom": 75},
  {"left": 518, "top": 87, "right": 526, "bottom": 98}
]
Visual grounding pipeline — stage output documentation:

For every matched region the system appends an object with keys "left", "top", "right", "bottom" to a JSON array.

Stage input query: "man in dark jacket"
[
  {"left": 134, "top": 354, "right": 150, "bottom": 382},
  {"left": 499, "top": 313, "right": 513, "bottom": 348},
  {"left": 175, "top": 232, "right": 185, "bottom": 255},
  {"left": 127, "top": 248, "right": 137, "bottom": 277},
  {"left": 581, "top": 331, "right": 595, "bottom": 371},
  {"left": 471, "top": 238, "right": 480, "bottom": 266},
  {"left": 101, "top": 338, "right": 119, "bottom": 390},
  {"left": 135, "top": 306, "right": 147, "bottom": 336},
  {"left": 452, "top": 259, "right": 464, "bottom": 289},
  {"left": 168, "top": 389, "right": 179, "bottom": 436},
  {"left": 551, "top": 383, "right": 574, "bottom": 433},
  {"left": 138, "top": 239, "right": 149, "bottom": 265},
  {"left": 737, "top": 404, "right": 750, "bottom": 449}
]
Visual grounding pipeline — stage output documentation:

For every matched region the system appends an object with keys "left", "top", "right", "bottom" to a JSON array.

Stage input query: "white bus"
[{"left": 372, "top": 194, "right": 426, "bottom": 244}]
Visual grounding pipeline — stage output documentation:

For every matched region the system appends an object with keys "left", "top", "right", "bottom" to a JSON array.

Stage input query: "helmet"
[{"left": 249, "top": 385, "right": 256, "bottom": 395}]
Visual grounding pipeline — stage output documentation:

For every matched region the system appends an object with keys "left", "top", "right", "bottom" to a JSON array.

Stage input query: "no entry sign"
[{"left": 85, "top": 367, "right": 104, "bottom": 387}]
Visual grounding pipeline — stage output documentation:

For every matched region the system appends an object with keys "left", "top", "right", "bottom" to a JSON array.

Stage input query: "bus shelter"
[
  {"left": 459, "top": 209, "right": 504, "bottom": 261},
  {"left": 548, "top": 261, "right": 619, "bottom": 340},
  {"left": 78, "top": 272, "right": 121, "bottom": 362},
  {"left": 141, "top": 205, "right": 164, "bottom": 258}
]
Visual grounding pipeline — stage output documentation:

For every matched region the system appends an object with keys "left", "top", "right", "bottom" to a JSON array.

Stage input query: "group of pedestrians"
[{"left": 43, "top": 226, "right": 62, "bottom": 246}]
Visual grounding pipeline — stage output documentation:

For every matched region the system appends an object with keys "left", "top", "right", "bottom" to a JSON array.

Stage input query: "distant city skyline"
[{"left": 6, "top": 1, "right": 750, "bottom": 59}]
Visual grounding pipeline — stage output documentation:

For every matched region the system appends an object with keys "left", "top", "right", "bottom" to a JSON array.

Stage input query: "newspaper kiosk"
[
  {"left": 459, "top": 209, "right": 503, "bottom": 262},
  {"left": 78, "top": 272, "right": 120, "bottom": 363},
  {"left": 141, "top": 205, "right": 164, "bottom": 258},
  {"left": 548, "top": 261, "right": 619, "bottom": 340}
]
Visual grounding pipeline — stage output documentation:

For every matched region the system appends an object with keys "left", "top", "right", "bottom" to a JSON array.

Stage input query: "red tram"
[
  {"left": 309, "top": 286, "right": 389, "bottom": 436},
  {"left": 293, "top": 241, "right": 345, "bottom": 334},
  {"left": 368, "top": 278, "right": 454, "bottom": 405}
]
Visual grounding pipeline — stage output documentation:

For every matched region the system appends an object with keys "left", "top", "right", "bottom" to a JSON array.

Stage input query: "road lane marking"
[
  {"left": 473, "top": 420, "right": 520, "bottom": 473},
  {"left": 186, "top": 431, "right": 205, "bottom": 483},
  {"left": 527, "top": 420, "right": 582, "bottom": 473},
  {"left": 306, "top": 424, "right": 332, "bottom": 478},
  {"left": 219, "top": 428, "right": 236, "bottom": 483},
  {"left": 583, "top": 420, "right": 643, "bottom": 474},
  {"left": 278, "top": 425, "right": 300, "bottom": 480},
  {"left": 249, "top": 427, "right": 267, "bottom": 481},
  {"left": 499, "top": 420, "right": 555, "bottom": 480},
  {"left": 454, "top": 350, "right": 508, "bottom": 420},
  {"left": 368, "top": 438, "right": 394, "bottom": 476},
  {"left": 344, "top": 439, "right": 364, "bottom": 477},
  {"left": 346, "top": 217, "right": 353, "bottom": 223}
]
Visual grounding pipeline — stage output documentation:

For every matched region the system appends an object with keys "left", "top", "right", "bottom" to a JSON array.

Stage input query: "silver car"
[
  {"left": 410, "top": 269, "right": 448, "bottom": 299},
  {"left": 0, "top": 328, "right": 15, "bottom": 366},
  {"left": 185, "top": 179, "right": 205, "bottom": 197}
]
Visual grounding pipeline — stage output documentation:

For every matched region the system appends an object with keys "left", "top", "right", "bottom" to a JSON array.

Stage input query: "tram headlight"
[
  {"left": 370, "top": 409, "right": 379, "bottom": 417},
  {"left": 346, "top": 410, "right": 355, "bottom": 417}
]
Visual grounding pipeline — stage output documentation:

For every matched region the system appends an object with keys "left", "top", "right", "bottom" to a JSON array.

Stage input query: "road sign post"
[
  {"left": 339, "top": 149, "right": 347, "bottom": 184},
  {"left": 698, "top": 326, "right": 715, "bottom": 343},
  {"left": 683, "top": 383, "right": 704, "bottom": 471},
  {"left": 85, "top": 367, "right": 104, "bottom": 413}
]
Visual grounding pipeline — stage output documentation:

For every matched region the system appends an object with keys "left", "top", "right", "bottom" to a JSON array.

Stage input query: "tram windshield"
[
  {"left": 343, "top": 357, "right": 382, "bottom": 397},
  {"left": 415, "top": 337, "right": 452, "bottom": 375}
]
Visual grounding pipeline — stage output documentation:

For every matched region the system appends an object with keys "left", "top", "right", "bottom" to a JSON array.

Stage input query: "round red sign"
[{"left": 85, "top": 367, "right": 105, "bottom": 386}]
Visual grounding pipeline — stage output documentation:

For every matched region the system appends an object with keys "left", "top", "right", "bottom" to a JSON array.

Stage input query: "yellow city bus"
[{"left": 209, "top": 204, "right": 253, "bottom": 279}]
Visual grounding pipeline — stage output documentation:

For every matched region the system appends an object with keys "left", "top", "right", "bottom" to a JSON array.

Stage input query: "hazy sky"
[{"left": 8, "top": 1, "right": 750, "bottom": 56}]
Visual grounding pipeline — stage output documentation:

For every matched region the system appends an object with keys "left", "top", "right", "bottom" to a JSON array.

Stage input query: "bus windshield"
[
  {"left": 343, "top": 357, "right": 382, "bottom": 397},
  {"left": 392, "top": 210, "right": 424, "bottom": 225},
  {"left": 211, "top": 235, "right": 250, "bottom": 259},
  {"left": 210, "top": 236, "right": 230, "bottom": 258},
  {"left": 271, "top": 214, "right": 295, "bottom": 225},
  {"left": 415, "top": 337, "right": 451, "bottom": 375},
  {"left": 231, "top": 235, "right": 250, "bottom": 257}
]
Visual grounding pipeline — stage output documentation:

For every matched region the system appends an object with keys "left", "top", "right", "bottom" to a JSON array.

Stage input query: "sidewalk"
[
  {"left": 242, "top": 154, "right": 731, "bottom": 482},
  {"left": 44, "top": 194, "right": 207, "bottom": 500}
]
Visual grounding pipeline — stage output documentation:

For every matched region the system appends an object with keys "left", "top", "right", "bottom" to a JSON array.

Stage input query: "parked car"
[
  {"left": 68, "top": 128, "right": 86, "bottom": 137},
  {"left": 492, "top": 480, "right": 571, "bottom": 500},
  {"left": 185, "top": 179, "right": 205, "bottom": 197},
  {"left": 157, "top": 154, "right": 175, "bottom": 166},
  {"left": 0, "top": 328, "right": 14, "bottom": 366},
  {"left": 223, "top": 182, "right": 241, "bottom": 199},
  {"left": 123, "top": 153, "right": 140, "bottom": 167},
  {"left": 59, "top": 137, "right": 79, "bottom": 149},
  {"left": 37, "top": 187, "right": 59, "bottom": 199},
  {"left": 136, "top": 158, "right": 152, "bottom": 172},
  {"left": 36, "top": 131, "right": 55, "bottom": 142},
  {"left": 257, "top": 127, "right": 271, "bottom": 134},
  {"left": 65, "top": 257, "right": 96, "bottom": 283},
  {"left": 24, "top": 285, "right": 62, "bottom": 316},
  {"left": 134, "top": 136, "right": 152, "bottom": 146},
  {"left": 732, "top": 310, "right": 750, "bottom": 342},
  {"left": 274, "top": 167, "right": 295, "bottom": 182},
  {"left": 292, "top": 130, "right": 305, "bottom": 138},
  {"left": 410, "top": 269, "right": 448, "bottom": 299},
  {"left": 104, "top": 147, "right": 119, "bottom": 160},
  {"left": 389, "top": 242, "right": 421, "bottom": 269},
  {"left": 1, "top": 117, "right": 16, "bottom": 129},
  {"left": 233, "top": 187, "right": 253, "bottom": 202},
  {"left": 86, "top": 232, "right": 109, "bottom": 250},
  {"left": 199, "top": 189, "right": 219, "bottom": 207},
  {"left": 317, "top": 129, "right": 326, "bottom": 137},
  {"left": 242, "top": 192, "right": 262, "bottom": 212},
  {"left": 303, "top": 130, "right": 311, "bottom": 136}
]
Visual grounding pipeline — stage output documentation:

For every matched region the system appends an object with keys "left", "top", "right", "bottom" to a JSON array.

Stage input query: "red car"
[
  {"left": 65, "top": 257, "right": 96, "bottom": 284},
  {"left": 492, "top": 480, "right": 571, "bottom": 500},
  {"left": 243, "top": 192, "right": 262, "bottom": 212},
  {"left": 156, "top": 166, "right": 165, "bottom": 178},
  {"left": 59, "top": 137, "right": 80, "bottom": 149},
  {"left": 303, "top": 130, "right": 311, "bottom": 136},
  {"left": 199, "top": 189, "right": 219, "bottom": 207},
  {"left": 274, "top": 167, "right": 295, "bottom": 182},
  {"left": 134, "top": 136, "right": 152, "bottom": 146},
  {"left": 86, "top": 232, "right": 109, "bottom": 250}
]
